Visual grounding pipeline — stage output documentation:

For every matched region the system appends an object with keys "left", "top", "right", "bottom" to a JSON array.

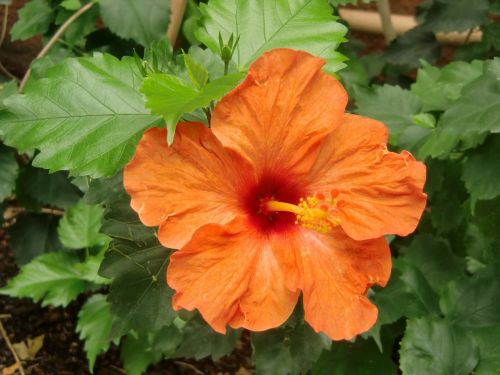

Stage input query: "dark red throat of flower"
[{"left": 241, "top": 173, "right": 342, "bottom": 234}]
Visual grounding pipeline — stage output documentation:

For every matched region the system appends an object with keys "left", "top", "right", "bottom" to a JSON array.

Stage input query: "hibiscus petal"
[
  {"left": 212, "top": 48, "right": 347, "bottom": 175},
  {"left": 300, "top": 229, "right": 391, "bottom": 340},
  {"left": 123, "top": 123, "right": 254, "bottom": 249},
  {"left": 307, "top": 114, "right": 427, "bottom": 240},
  {"left": 167, "top": 218, "right": 300, "bottom": 333}
]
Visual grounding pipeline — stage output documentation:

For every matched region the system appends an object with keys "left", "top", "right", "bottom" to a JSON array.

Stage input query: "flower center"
[{"left": 260, "top": 190, "right": 343, "bottom": 234}]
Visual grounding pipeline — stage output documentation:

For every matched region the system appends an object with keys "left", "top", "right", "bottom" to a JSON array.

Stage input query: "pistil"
[{"left": 261, "top": 192, "right": 342, "bottom": 234}]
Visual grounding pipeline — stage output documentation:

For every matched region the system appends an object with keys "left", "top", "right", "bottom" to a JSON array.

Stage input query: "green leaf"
[
  {"left": 471, "top": 197, "right": 500, "bottom": 244},
  {"left": 354, "top": 84, "right": 428, "bottom": 148},
  {"left": 141, "top": 72, "right": 244, "bottom": 144},
  {"left": 182, "top": 0, "right": 202, "bottom": 46},
  {"left": 188, "top": 46, "right": 234, "bottom": 80},
  {"left": 411, "top": 60, "right": 484, "bottom": 112},
  {"left": 8, "top": 213, "right": 63, "bottom": 265},
  {"left": 121, "top": 332, "right": 163, "bottom": 375},
  {"left": 15, "top": 166, "right": 81, "bottom": 210},
  {"left": 252, "top": 322, "right": 330, "bottom": 375},
  {"left": 143, "top": 39, "right": 177, "bottom": 74},
  {"left": 371, "top": 257, "right": 441, "bottom": 331},
  {"left": 30, "top": 45, "right": 75, "bottom": 79},
  {"left": 56, "top": 6, "right": 99, "bottom": 46},
  {"left": 384, "top": 26, "right": 440, "bottom": 68},
  {"left": 420, "top": 0, "right": 489, "bottom": 33},
  {"left": 312, "top": 337, "right": 396, "bottom": 375},
  {"left": 58, "top": 201, "right": 107, "bottom": 249},
  {"left": 99, "top": 0, "right": 170, "bottom": 46},
  {"left": 440, "top": 271, "right": 500, "bottom": 328},
  {"left": 76, "top": 294, "right": 116, "bottom": 371},
  {"left": 60, "top": 0, "right": 81, "bottom": 11},
  {"left": 411, "top": 113, "right": 435, "bottom": 129},
  {"left": 0, "top": 144, "right": 18, "bottom": 201},
  {"left": 472, "top": 326, "right": 500, "bottom": 375},
  {"left": 0, "top": 81, "right": 17, "bottom": 110},
  {"left": 99, "top": 196, "right": 175, "bottom": 336},
  {"left": 183, "top": 53, "right": 209, "bottom": 88},
  {"left": 400, "top": 235, "right": 464, "bottom": 293},
  {"left": 83, "top": 173, "right": 127, "bottom": 206},
  {"left": 174, "top": 316, "right": 240, "bottom": 360},
  {"left": 0, "top": 54, "right": 159, "bottom": 177},
  {"left": 196, "top": 0, "right": 347, "bottom": 74},
  {"left": 420, "top": 58, "right": 500, "bottom": 158},
  {"left": 0, "top": 252, "right": 87, "bottom": 307},
  {"left": 483, "top": 22, "right": 500, "bottom": 51},
  {"left": 400, "top": 318, "right": 479, "bottom": 375},
  {"left": 462, "top": 135, "right": 500, "bottom": 201},
  {"left": 10, "top": 0, "right": 53, "bottom": 41}
]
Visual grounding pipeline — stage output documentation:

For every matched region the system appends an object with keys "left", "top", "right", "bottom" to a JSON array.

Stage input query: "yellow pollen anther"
[{"left": 263, "top": 192, "right": 342, "bottom": 233}]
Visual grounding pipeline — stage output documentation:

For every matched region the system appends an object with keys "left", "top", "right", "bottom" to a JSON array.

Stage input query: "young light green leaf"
[
  {"left": 188, "top": 46, "right": 234, "bottom": 80},
  {"left": 141, "top": 72, "right": 244, "bottom": 144},
  {"left": 10, "top": 0, "right": 53, "bottom": 41},
  {"left": 0, "top": 144, "right": 18, "bottom": 202},
  {"left": 195, "top": 0, "right": 347, "bottom": 74},
  {"left": 99, "top": 196, "right": 175, "bottom": 336},
  {"left": 462, "top": 135, "right": 500, "bottom": 202},
  {"left": 0, "top": 252, "right": 87, "bottom": 307},
  {"left": 412, "top": 113, "right": 436, "bottom": 129},
  {"left": 76, "top": 294, "right": 116, "bottom": 371},
  {"left": 58, "top": 201, "right": 107, "bottom": 249},
  {"left": 184, "top": 53, "right": 209, "bottom": 88},
  {"left": 0, "top": 54, "right": 160, "bottom": 177},
  {"left": 99, "top": 0, "right": 170, "bottom": 46},
  {"left": 400, "top": 318, "right": 479, "bottom": 375},
  {"left": 60, "top": 0, "right": 81, "bottom": 10}
]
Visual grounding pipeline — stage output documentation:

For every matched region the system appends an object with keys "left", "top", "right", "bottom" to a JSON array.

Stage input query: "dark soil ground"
[{"left": 0, "top": 228, "right": 252, "bottom": 374}]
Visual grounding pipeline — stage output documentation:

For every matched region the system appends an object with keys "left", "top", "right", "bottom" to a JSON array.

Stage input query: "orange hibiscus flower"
[{"left": 124, "top": 48, "right": 427, "bottom": 340}]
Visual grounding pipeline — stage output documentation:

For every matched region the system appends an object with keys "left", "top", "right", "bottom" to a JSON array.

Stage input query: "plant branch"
[
  {"left": 376, "top": 0, "right": 396, "bottom": 44},
  {"left": 167, "top": 0, "right": 188, "bottom": 45},
  {"left": 18, "top": 1, "right": 95, "bottom": 93},
  {"left": 0, "top": 4, "right": 9, "bottom": 48},
  {"left": 0, "top": 318, "right": 26, "bottom": 375},
  {"left": 0, "top": 61, "right": 19, "bottom": 81}
]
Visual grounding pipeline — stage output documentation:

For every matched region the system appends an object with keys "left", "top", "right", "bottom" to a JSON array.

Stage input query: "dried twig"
[
  {"left": 18, "top": 2, "right": 95, "bottom": 93},
  {"left": 167, "top": 0, "right": 188, "bottom": 45},
  {"left": 0, "top": 4, "right": 9, "bottom": 48},
  {"left": 376, "top": 0, "right": 396, "bottom": 43},
  {"left": 0, "top": 61, "right": 18, "bottom": 81},
  {"left": 174, "top": 360, "right": 204, "bottom": 375},
  {"left": 0, "top": 319, "right": 26, "bottom": 375}
]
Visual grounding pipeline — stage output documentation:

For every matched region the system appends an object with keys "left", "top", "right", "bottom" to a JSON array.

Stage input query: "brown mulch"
[{"left": 0, "top": 228, "right": 252, "bottom": 375}]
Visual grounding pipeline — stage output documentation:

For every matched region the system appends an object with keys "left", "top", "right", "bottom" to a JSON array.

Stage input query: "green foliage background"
[{"left": 0, "top": 0, "right": 499, "bottom": 374}]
